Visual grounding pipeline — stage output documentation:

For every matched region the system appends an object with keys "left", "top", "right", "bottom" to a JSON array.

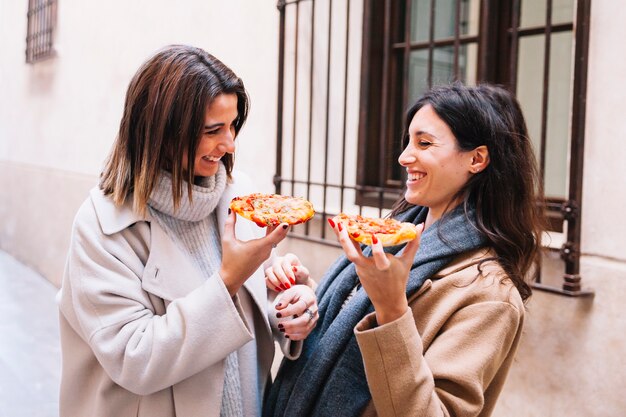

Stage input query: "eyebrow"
[
  {"left": 413, "top": 130, "right": 436, "bottom": 139},
  {"left": 204, "top": 123, "right": 224, "bottom": 130}
]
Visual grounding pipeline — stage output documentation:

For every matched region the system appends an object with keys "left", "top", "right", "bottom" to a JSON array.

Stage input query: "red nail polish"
[
  {"left": 275, "top": 286, "right": 282, "bottom": 292},
  {"left": 276, "top": 312, "right": 282, "bottom": 318},
  {"left": 372, "top": 235, "right": 378, "bottom": 244},
  {"left": 280, "top": 283, "right": 287, "bottom": 290},
  {"left": 328, "top": 218, "right": 335, "bottom": 228},
  {"left": 278, "top": 323, "right": 284, "bottom": 329},
  {"left": 352, "top": 232, "right": 360, "bottom": 238},
  {"left": 292, "top": 266, "right": 298, "bottom": 273},
  {"left": 285, "top": 335, "right": 290, "bottom": 339},
  {"left": 338, "top": 223, "right": 343, "bottom": 232},
  {"left": 282, "top": 224, "right": 288, "bottom": 229},
  {"left": 289, "top": 277, "right": 295, "bottom": 285}
]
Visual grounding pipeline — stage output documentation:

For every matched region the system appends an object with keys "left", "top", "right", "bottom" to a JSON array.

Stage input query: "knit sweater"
[{"left": 147, "top": 163, "right": 243, "bottom": 417}]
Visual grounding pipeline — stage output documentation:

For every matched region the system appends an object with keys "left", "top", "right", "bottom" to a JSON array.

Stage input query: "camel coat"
[
  {"left": 355, "top": 248, "right": 525, "bottom": 417},
  {"left": 57, "top": 172, "right": 296, "bottom": 417}
]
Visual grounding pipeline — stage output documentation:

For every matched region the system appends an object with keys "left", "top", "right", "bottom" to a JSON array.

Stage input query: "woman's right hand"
[
  {"left": 219, "top": 210, "right": 290, "bottom": 296},
  {"left": 264, "top": 253, "right": 311, "bottom": 292}
]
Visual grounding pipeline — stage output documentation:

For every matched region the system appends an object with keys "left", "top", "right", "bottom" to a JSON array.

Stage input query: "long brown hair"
[
  {"left": 391, "top": 83, "right": 545, "bottom": 301},
  {"left": 100, "top": 45, "right": 249, "bottom": 214}
]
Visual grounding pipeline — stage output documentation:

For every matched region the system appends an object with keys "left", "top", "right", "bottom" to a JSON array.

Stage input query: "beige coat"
[
  {"left": 355, "top": 248, "right": 525, "bottom": 417},
  {"left": 57, "top": 172, "right": 296, "bottom": 417}
]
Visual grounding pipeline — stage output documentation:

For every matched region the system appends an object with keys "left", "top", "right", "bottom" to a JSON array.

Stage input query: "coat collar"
[
  {"left": 430, "top": 247, "right": 495, "bottom": 279},
  {"left": 90, "top": 187, "right": 146, "bottom": 235},
  {"left": 89, "top": 175, "right": 269, "bottom": 327}
]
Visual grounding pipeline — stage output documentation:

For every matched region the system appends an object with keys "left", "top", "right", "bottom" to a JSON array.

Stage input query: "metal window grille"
[
  {"left": 26, "top": 0, "right": 57, "bottom": 63},
  {"left": 275, "top": 0, "right": 592, "bottom": 296},
  {"left": 275, "top": 0, "right": 382, "bottom": 247}
]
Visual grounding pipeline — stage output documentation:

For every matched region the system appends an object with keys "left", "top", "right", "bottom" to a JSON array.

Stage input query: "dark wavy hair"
[
  {"left": 100, "top": 44, "right": 249, "bottom": 214},
  {"left": 391, "top": 83, "right": 545, "bottom": 301}
]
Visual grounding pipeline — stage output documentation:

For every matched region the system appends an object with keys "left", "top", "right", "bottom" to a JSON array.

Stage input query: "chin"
[{"left": 404, "top": 190, "right": 423, "bottom": 206}]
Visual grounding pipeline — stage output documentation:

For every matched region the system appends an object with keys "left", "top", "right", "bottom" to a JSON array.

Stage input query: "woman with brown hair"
[
  {"left": 264, "top": 83, "right": 544, "bottom": 417},
  {"left": 57, "top": 45, "right": 318, "bottom": 417}
]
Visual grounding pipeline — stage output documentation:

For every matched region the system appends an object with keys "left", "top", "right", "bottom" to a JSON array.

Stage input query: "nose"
[
  {"left": 398, "top": 146, "right": 416, "bottom": 166},
  {"left": 218, "top": 131, "right": 236, "bottom": 154}
]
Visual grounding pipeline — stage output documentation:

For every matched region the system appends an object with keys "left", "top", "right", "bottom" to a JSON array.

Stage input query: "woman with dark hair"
[
  {"left": 264, "top": 83, "right": 544, "bottom": 417},
  {"left": 57, "top": 45, "right": 318, "bottom": 417}
]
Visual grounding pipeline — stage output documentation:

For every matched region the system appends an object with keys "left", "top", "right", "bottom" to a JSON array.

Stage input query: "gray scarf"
[{"left": 264, "top": 204, "right": 486, "bottom": 417}]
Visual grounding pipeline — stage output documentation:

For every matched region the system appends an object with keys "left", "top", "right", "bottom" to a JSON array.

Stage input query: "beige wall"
[
  {"left": 0, "top": 1, "right": 280, "bottom": 285},
  {"left": 2, "top": 0, "right": 626, "bottom": 415}
]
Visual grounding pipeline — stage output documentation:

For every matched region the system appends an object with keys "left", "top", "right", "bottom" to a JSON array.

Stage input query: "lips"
[
  {"left": 202, "top": 155, "right": 221, "bottom": 162},
  {"left": 407, "top": 172, "right": 426, "bottom": 181}
]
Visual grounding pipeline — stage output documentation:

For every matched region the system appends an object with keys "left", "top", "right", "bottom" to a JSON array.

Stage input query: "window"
[
  {"left": 26, "top": 0, "right": 58, "bottom": 63},
  {"left": 275, "top": 0, "right": 592, "bottom": 295}
]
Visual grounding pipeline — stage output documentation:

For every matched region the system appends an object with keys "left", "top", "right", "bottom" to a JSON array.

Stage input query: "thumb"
[
  {"left": 401, "top": 223, "right": 424, "bottom": 266},
  {"left": 222, "top": 209, "right": 237, "bottom": 244},
  {"left": 265, "top": 222, "right": 290, "bottom": 246}
]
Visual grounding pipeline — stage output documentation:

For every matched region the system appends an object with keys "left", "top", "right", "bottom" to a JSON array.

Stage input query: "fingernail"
[
  {"left": 274, "top": 286, "right": 282, "bottom": 292},
  {"left": 285, "top": 283, "right": 291, "bottom": 289},
  {"left": 276, "top": 302, "right": 282, "bottom": 308},
  {"left": 292, "top": 266, "right": 297, "bottom": 273},
  {"left": 278, "top": 323, "right": 284, "bottom": 329},
  {"left": 280, "top": 284, "right": 287, "bottom": 290},
  {"left": 276, "top": 312, "right": 282, "bottom": 318},
  {"left": 289, "top": 277, "right": 295, "bottom": 285},
  {"left": 338, "top": 223, "right": 343, "bottom": 232},
  {"left": 282, "top": 224, "right": 288, "bottom": 230},
  {"left": 228, "top": 208, "right": 231, "bottom": 215},
  {"left": 372, "top": 235, "right": 378, "bottom": 244},
  {"left": 285, "top": 335, "right": 290, "bottom": 339},
  {"left": 328, "top": 218, "right": 335, "bottom": 228},
  {"left": 352, "top": 232, "right": 360, "bottom": 238}
]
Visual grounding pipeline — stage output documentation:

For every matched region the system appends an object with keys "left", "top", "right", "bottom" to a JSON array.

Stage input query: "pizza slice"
[
  {"left": 230, "top": 193, "right": 315, "bottom": 227},
  {"left": 332, "top": 213, "right": 418, "bottom": 247}
]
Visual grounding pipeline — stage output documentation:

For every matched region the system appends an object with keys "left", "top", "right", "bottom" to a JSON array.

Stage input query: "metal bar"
[
  {"left": 290, "top": 2, "right": 300, "bottom": 197},
  {"left": 563, "top": 0, "right": 592, "bottom": 293},
  {"left": 377, "top": 0, "right": 392, "bottom": 217},
  {"left": 402, "top": 0, "right": 412, "bottom": 111},
  {"left": 515, "top": 22, "right": 573, "bottom": 36},
  {"left": 538, "top": 0, "right": 553, "bottom": 184},
  {"left": 274, "top": 176, "right": 403, "bottom": 194},
  {"left": 393, "top": 34, "right": 481, "bottom": 49},
  {"left": 275, "top": 0, "right": 287, "bottom": 194},
  {"left": 426, "top": 0, "right": 435, "bottom": 86},
  {"left": 509, "top": 0, "right": 521, "bottom": 93},
  {"left": 321, "top": 0, "right": 333, "bottom": 238},
  {"left": 305, "top": 0, "right": 316, "bottom": 235},
  {"left": 339, "top": 0, "right": 351, "bottom": 214},
  {"left": 454, "top": 0, "right": 461, "bottom": 80}
]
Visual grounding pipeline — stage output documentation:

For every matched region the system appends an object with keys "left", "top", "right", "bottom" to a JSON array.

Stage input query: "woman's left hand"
[
  {"left": 274, "top": 285, "right": 318, "bottom": 341},
  {"left": 329, "top": 220, "right": 424, "bottom": 325}
]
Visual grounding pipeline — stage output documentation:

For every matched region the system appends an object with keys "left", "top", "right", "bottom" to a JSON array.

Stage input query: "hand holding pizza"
[
  {"left": 265, "top": 253, "right": 312, "bottom": 292},
  {"left": 329, "top": 216, "right": 424, "bottom": 325},
  {"left": 219, "top": 210, "right": 291, "bottom": 296}
]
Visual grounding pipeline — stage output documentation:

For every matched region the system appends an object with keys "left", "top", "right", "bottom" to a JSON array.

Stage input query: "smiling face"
[
  {"left": 183, "top": 93, "right": 239, "bottom": 178},
  {"left": 398, "top": 104, "right": 475, "bottom": 223}
]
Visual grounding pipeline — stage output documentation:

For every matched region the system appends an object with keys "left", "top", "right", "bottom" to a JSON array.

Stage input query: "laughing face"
[
  {"left": 398, "top": 104, "right": 476, "bottom": 223},
  {"left": 183, "top": 93, "right": 238, "bottom": 178}
]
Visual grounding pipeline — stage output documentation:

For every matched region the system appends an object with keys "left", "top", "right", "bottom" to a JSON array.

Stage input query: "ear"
[{"left": 469, "top": 145, "right": 490, "bottom": 174}]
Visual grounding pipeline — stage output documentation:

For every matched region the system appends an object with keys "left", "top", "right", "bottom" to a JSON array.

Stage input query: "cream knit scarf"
[{"left": 148, "top": 163, "right": 244, "bottom": 417}]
